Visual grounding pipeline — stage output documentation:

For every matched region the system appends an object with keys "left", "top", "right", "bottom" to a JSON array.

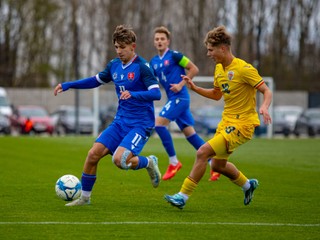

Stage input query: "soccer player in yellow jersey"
[{"left": 164, "top": 26, "right": 272, "bottom": 209}]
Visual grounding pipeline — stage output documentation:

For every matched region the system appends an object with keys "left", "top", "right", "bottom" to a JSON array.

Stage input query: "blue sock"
[
  {"left": 81, "top": 173, "right": 96, "bottom": 191},
  {"left": 155, "top": 126, "right": 176, "bottom": 157},
  {"left": 134, "top": 156, "right": 149, "bottom": 170},
  {"left": 187, "top": 133, "right": 205, "bottom": 150}
]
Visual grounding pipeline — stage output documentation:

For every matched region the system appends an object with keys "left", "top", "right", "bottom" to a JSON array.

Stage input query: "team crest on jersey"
[
  {"left": 228, "top": 71, "right": 234, "bottom": 81},
  {"left": 164, "top": 60, "right": 170, "bottom": 66},
  {"left": 127, "top": 72, "right": 135, "bottom": 81},
  {"left": 153, "top": 64, "right": 158, "bottom": 70},
  {"left": 113, "top": 73, "right": 117, "bottom": 80}
]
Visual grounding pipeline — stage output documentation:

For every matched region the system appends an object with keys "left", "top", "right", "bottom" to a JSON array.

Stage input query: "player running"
[
  {"left": 150, "top": 26, "right": 220, "bottom": 181},
  {"left": 54, "top": 25, "right": 162, "bottom": 206},
  {"left": 164, "top": 26, "right": 272, "bottom": 209}
]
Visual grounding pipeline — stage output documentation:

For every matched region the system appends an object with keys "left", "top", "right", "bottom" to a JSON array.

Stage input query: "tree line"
[{"left": 0, "top": 0, "right": 319, "bottom": 91}]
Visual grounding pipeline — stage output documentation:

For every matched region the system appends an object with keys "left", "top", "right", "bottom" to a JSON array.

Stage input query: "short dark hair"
[
  {"left": 113, "top": 25, "right": 137, "bottom": 45},
  {"left": 154, "top": 26, "right": 171, "bottom": 40},
  {"left": 204, "top": 26, "right": 231, "bottom": 47}
]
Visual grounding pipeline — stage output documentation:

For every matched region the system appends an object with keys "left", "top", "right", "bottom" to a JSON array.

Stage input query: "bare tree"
[{"left": 0, "top": 0, "right": 319, "bottom": 91}]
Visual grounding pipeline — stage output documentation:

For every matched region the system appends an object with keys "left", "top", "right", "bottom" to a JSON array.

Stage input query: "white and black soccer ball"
[{"left": 55, "top": 174, "right": 82, "bottom": 201}]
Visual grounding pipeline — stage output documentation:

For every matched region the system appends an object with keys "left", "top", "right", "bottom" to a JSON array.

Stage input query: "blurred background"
[{"left": 0, "top": 0, "right": 319, "bottom": 137}]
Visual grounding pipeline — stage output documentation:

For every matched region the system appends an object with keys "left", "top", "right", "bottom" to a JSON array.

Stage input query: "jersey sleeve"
[
  {"left": 171, "top": 51, "right": 190, "bottom": 68},
  {"left": 242, "top": 64, "right": 264, "bottom": 89},
  {"left": 96, "top": 60, "right": 114, "bottom": 84},
  {"left": 140, "top": 62, "right": 160, "bottom": 90}
]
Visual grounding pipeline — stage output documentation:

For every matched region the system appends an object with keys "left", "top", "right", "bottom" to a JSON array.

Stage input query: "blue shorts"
[
  {"left": 95, "top": 119, "right": 153, "bottom": 155},
  {"left": 159, "top": 98, "right": 194, "bottom": 130}
]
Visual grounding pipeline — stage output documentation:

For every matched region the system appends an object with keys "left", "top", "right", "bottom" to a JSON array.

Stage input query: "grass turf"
[{"left": 0, "top": 136, "right": 319, "bottom": 239}]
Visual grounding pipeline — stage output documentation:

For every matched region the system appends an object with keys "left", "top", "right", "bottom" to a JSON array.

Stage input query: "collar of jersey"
[
  {"left": 158, "top": 48, "right": 169, "bottom": 60},
  {"left": 122, "top": 54, "right": 138, "bottom": 69}
]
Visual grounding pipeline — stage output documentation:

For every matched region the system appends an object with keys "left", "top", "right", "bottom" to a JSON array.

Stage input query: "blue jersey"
[
  {"left": 96, "top": 55, "right": 159, "bottom": 128},
  {"left": 150, "top": 49, "right": 190, "bottom": 100}
]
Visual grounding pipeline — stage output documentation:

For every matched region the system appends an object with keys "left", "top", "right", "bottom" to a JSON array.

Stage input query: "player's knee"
[
  {"left": 112, "top": 155, "right": 122, "bottom": 168},
  {"left": 112, "top": 149, "right": 132, "bottom": 170},
  {"left": 196, "top": 145, "right": 212, "bottom": 162}
]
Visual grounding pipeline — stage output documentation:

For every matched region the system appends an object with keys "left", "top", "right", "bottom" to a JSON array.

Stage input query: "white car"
[
  {"left": 0, "top": 87, "right": 12, "bottom": 117},
  {"left": 273, "top": 105, "right": 304, "bottom": 137}
]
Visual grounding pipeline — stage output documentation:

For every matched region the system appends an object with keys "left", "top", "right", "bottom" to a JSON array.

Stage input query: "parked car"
[
  {"left": 273, "top": 105, "right": 304, "bottom": 137},
  {"left": 0, "top": 113, "right": 11, "bottom": 135},
  {"left": 192, "top": 106, "right": 223, "bottom": 136},
  {"left": 10, "top": 105, "right": 54, "bottom": 135},
  {"left": 0, "top": 87, "right": 13, "bottom": 117},
  {"left": 51, "top": 105, "right": 94, "bottom": 135},
  {"left": 294, "top": 108, "right": 320, "bottom": 137}
]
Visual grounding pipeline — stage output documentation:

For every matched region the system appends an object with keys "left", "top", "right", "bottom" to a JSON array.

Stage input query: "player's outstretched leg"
[
  {"left": 243, "top": 179, "right": 259, "bottom": 205},
  {"left": 146, "top": 155, "right": 161, "bottom": 188},
  {"left": 65, "top": 196, "right": 90, "bottom": 206}
]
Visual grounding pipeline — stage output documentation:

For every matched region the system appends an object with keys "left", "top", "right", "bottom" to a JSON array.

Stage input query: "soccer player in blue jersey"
[
  {"left": 150, "top": 26, "right": 220, "bottom": 181},
  {"left": 54, "top": 25, "right": 162, "bottom": 206}
]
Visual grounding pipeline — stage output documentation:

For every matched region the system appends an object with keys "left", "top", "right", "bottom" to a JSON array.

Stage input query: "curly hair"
[
  {"left": 204, "top": 26, "right": 231, "bottom": 47},
  {"left": 113, "top": 25, "right": 137, "bottom": 45},
  {"left": 154, "top": 26, "right": 171, "bottom": 40}
]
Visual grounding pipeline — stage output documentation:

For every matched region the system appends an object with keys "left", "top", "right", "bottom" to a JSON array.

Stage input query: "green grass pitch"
[{"left": 0, "top": 136, "right": 319, "bottom": 239}]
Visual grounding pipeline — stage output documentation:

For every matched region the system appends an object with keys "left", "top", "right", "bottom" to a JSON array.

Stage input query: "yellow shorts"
[{"left": 207, "top": 120, "right": 256, "bottom": 160}]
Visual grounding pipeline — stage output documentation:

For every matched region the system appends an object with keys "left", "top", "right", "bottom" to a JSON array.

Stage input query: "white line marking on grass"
[{"left": 0, "top": 222, "right": 319, "bottom": 227}]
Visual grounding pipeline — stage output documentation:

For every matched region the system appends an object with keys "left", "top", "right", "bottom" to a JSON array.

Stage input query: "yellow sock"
[
  {"left": 232, "top": 171, "right": 248, "bottom": 187},
  {"left": 180, "top": 176, "right": 198, "bottom": 196}
]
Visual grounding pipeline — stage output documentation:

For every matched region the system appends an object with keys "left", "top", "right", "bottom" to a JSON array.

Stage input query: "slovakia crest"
[
  {"left": 127, "top": 72, "right": 135, "bottom": 81},
  {"left": 113, "top": 73, "right": 117, "bottom": 80},
  {"left": 227, "top": 71, "right": 234, "bottom": 81},
  {"left": 164, "top": 60, "right": 170, "bottom": 66}
]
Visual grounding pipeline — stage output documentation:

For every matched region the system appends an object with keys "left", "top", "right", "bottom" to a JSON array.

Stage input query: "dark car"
[
  {"left": 294, "top": 108, "right": 320, "bottom": 137},
  {"left": 51, "top": 105, "right": 94, "bottom": 135},
  {"left": 10, "top": 105, "right": 54, "bottom": 135},
  {"left": 0, "top": 113, "right": 11, "bottom": 135},
  {"left": 273, "top": 105, "right": 303, "bottom": 137},
  {"left": 193, "top": 106, "right": 223, "bottom": 136}
]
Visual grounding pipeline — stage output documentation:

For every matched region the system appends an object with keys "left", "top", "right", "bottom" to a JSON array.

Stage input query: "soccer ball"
[{"left": 55, "top": 174, "right": 82, "bottom": 201}]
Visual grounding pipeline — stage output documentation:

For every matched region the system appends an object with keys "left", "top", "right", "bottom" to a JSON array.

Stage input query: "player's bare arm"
[
  {"left": 182, "top": 74, "right": 222, "bottom": 100},
  {"left": 257, "top": 83, "right": 272, "bottom": 124}
]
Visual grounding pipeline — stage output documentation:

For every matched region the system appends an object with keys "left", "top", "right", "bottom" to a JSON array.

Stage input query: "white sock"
[
  {"left": 169, "top": 156, "right": 179, "bottom": 165},
  {"left": 81, "top": 190, "right": 91, "bottom": 198},
  {"left": 178, "top": 192, "right": 189, "bottom": 201},
  {"left": 242, "top": 180, "right": 251, "bottom": 191}
]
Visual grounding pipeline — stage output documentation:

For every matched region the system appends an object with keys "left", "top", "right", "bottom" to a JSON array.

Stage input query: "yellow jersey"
[{"left": 214, "top": 58, "right": 264, "bottom": 126}]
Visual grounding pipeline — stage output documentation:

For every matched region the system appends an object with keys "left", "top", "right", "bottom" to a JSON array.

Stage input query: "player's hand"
[
  {"left": 120, "top": 90, "right": 131, "bottom": 100},
  {"left": 259, "top": 108, "right": 272, "bottom": 125},
  {"left": 54, "top": 84, "right": 63, "bottom": 96},
  {"left": 181, "top": 74, "right": 196, "bottom": 90},
  {"left": 169, "top": 83, "right": 182, "bottom": 93}
]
